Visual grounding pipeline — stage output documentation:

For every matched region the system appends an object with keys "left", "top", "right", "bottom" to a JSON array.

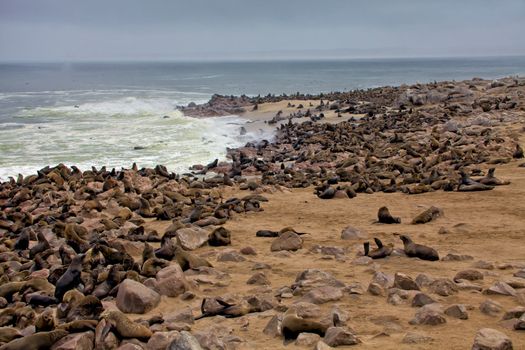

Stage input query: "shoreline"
[{"left": 1, "top": 76, "right": 525, "bottom": 349}]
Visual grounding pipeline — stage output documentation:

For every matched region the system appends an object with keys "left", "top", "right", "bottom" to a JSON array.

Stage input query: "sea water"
[{"left": 1, "top": 57, "right": 524, "bottom": 179}]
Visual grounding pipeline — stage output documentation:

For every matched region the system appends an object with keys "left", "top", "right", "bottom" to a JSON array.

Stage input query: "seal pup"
[
  {"left": 54, "top": 254, "right": 84, "bottom": 301},
  {"left": 0, "top": 329, "right": 68, "bottom": 350},
  {"left": 411, "top": 206, "right": 443, "bottom": 224},
  {"left": 399, "top": 235, "right": 439, "bottom": 261},
  {"left": 34, "top": 308, "right": 55, "bottom": 332},
  {"left": 513, "top": 144, "right": 524, "bottom": 159},
  {"left": 281, "top": 309, "right": 328, "bottom": 340},
  {"left": 377, "top": 206, "right": 401, "bottom": 224},
  {"left": 195, "top": 297, "right": 252, "bottom": 320},
  {"left": 364, "top": 238, "right": 393, "bottom": 259}
]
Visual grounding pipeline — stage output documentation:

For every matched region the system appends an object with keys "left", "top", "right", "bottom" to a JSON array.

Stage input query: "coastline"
[{"left": 1, "top": 76, "right": 525, "bottom": 349}]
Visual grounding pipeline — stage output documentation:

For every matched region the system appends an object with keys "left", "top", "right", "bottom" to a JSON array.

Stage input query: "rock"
[
  {"left": 514, "top": 269, "right": 525, "bottom": 279},
  {"left": 323, "top": 327, "right": 360, "bottom": 346},
  {"left": 415, "top": 274, "right": 434, "bottom": 288},
  {"left": 479, "top": 299, "right": 503, "bottom": 316},
  {"left": 292, "top": 269, "right": 345, "bottom": 292},
  {"left": 344, "top": 282, "right": 364, "bottom": 295},
  {"left": 314, "top": 341, "right": 334, "bottom": 350},
  {"left": 472, "top": 328, "right": 513, "bottom": 350},
  {"left": 176, "top": 227, "right": 209, "bottom": 250},
  {"left": 295, "top": 333, "right": 321, "bottom": 346},
  {"left": 302, "top": 286, "right": 343, "bottom": 304},
  {"left": 483, "top": 282, "right": 517, "bottom": 297},
  {"left": 412, "top": 293, "right": 437, "bottom": 307},
  {"left": 394, "top": 273, "right": 420, "bottom": 290},
  {"left": 164, "top": 307, "right": 194, "bottom": 325},
  {"left": 351, "top": 256, "right": 373, "bottom": 265},
  {"left": 185, "top": 267, "right": 231, "bottom": 287},
  {"left": 372, "top": 272, "right": 394, "bottom": 288},
  {"left": 456, "top": 281, "right": 483, "bottom": 292},
  {"left": 246, "top": 272, "right": 270, "bottom": 285},
  {"left": 51, "top": 331, "right": 94, "bottom": 350},
  {"left": 515, "top": 314, "right": 525, "bottom": 330},
  {"left": 270, "top": 231, "right": 303, "bottom": 251},
  {"left": 168, "top": 331, "right": 203, "bottom": 350},
  {"left": 117, "top": 344, "right": 143, "bottom": 350},
  {"left": 454, "top": 269, "right": 484, "bottom": 282},
  {"left": 502, "top": 306, "right": 525, "bottom": 320},
  {"left": 147, "top": 331, "right": 180, "bottom": 350},
  {"left": 409, "top": 304, "right": 446, "bottom": 325},
  {"left": 289, "top": 302, "right": 322, "bottom": 319},
  {"left": 368, "top": 282, "right": 385, "bottom": 296},
  {"left": 473, "top": 260, "right": 495, "bottom": 270},
  {"left": 445, "top": 304, "right": 469, "bottom": 319},
  {"left": 430, "top": 278, "right": 458, "bottom": 296},
  {"left": 217, "top": 249, "right": 246, "bottom": 262},
  {"left": 340, "top": 226, "right": 367, "bottom": 240},
  {"left": 402, "top": 332, "right": 434, "bottom": 344},
  {"left": 240, "top": 246, "right": 257, "bottom": 255},
  {"left": 442, "top": 253, "right": 474, "bottom": 261},
  {"left": 116, "top": 279, "right": 160, "bottom": 314},
  {"left": 263, "top": 315, "right": 282, "bottom": 337},
  {"left": 155, "top": 265, "right": 190, "bottom": 297}
]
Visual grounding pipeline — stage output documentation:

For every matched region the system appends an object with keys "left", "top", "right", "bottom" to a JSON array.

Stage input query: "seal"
[
  {"left": 477, "top": 168, "right": 510, "bottom": 186},
  {"left": 208, "top": 227, "right": 231, "bottom": 246},
  {"left": 399, "top": 235, "right": 439, "bottom": 261},
  {"left": 195, "top": 297, "right": 256, "bottom": 320},
  {"left": 377, "top": 206, "right": 401, "bottom": 224},
  {"left": 281, "top": 309, "right": 328, "bottom": 340},
  {"left": 34, "top": 308, "right": 55, "bottom": 332},
  {"left": 0, "top": 329, "right": 68, "bottom": 350},
  {"left": 100, "top": 310, "right": 152, "bottom": 340},
  {"left": 364, "top": 238, "right": 393, "bottom": 259},
  {"left": 54, "top": 254, "right": 84, "bottom": 301},
  {"left": 174, "top": 246, "right": 212, "bottom": 271},
  {"left": 411, "top": 206, "right": 443, "bottom": 224},
  {"left": 0, "top": 327, "right": 22, "bottom": 344},
  {"left": 457, "top": 171, "right": 493, "bottom": 192}
]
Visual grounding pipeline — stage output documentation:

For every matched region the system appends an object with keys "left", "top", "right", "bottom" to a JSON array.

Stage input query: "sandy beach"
[{"left": 1, "top": 76, "right": 525, "bottom": 350}]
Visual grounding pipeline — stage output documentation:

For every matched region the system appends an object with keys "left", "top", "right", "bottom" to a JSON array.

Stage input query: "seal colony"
[{"left": 0, "top": 77, "right": 525, "bottom": 349}]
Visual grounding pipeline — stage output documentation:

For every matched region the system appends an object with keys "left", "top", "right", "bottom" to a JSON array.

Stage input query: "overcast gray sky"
[{"left": 0, "top": 0, "right": 524, "bottom": 61}]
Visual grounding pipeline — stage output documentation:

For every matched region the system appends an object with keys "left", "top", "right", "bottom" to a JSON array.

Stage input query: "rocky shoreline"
[{"left": 1, "top": 77, "right": 525, "bottom": 349}]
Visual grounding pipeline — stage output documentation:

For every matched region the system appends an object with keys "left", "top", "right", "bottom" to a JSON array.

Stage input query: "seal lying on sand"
[
  {"left": 457, "top": 172, "right": 494, "bottom": 192},
  {"left": 100, "top": 310, "right": 152, "bottom": 340},
  {"left": 477, "top": 168, "right": 510, "bottom": 186},
  {"left": 0, "top": 329, "right": 68, "bottom": 350},
  {"left": 411, "top": 206, "right": 443, "bottom": 224},
  {"left": 377, "top": 206, "right": 401, "bottom": 224},
  {"left": 364, "top": 238, "right": 393, "bottom": 259},
  {"left": 195, "top": 297, "right": 254, "bottom": 320},
  {"left": 281, "top": 309, "right": 328, "bottom": 340},
  {"left": 399, "top": 235, "right": 439, "bottom": 261}
]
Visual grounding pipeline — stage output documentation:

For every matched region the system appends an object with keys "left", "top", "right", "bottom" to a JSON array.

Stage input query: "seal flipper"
[
  {"left": 374, "top": 238, "right": 383, "bottom": 248},
  {"left": 363, "top": 242, "right": 370, "bottom": 256}
]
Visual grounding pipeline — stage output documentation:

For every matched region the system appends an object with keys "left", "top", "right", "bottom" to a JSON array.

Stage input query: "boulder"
[
  {"left": 479, "top": 299, "right": 503, "bottom": 316},
  {"left": 155, "top": 265, "right": 190, "bottom": 297},
  {"left": 176, "top": 227, "right": 209, "bottom": 251},
  {"left": 323, "top": 327, "right": 360, "bottom": 346},
  {"left": 444, "top": 304, "right": 469, "bottom": 320},
  {"left": 116, "top": 279, "right": 160, "bottom": 314},
  {"left": 402, "top": 332, "right": 434, "bottom": 344},
  {"left": 270, "top": 231, "right": 303, "bottom": 251},
  {"left": 454, "top": 269, "right": 484, "bottom": 282},
  {"left": 340, "top": 226, "right": 367, "bottom": 240},
  {"left": 472, "top": 328, "right": 512, "bottom": 350},
  {"left": 295, "top": 333, "right": 321, "bottom": 347},
  {"left": 302, "top": 286, "right": 343, "bottom": 305},
  {"left": 412, "top": 293, "right": 436, "bottom": 307},
  {"left": 217, "top": 249, "right": 246, "bottom": 262},
  {"left": 394, "top": 273, "right": 420, "bottom": 291},
  {"left": 483, "top": 282, "right": 517, "bottom": 297},
  {"left": 246, "top": 272, "right": 270, "bottom": 285},
  {"left": 51, "top": 331, "right": 94, "bottom": 350},
  {"left": 168, "top": 331, "right": 203, "bottom": 350},
  {"left": 147, "top": 331, "right": 180, "bottom": 350},
  {"left": 409, "top": 304, "right": 446, "bottom": 325},
  {"left": 430, "top": 278, "right": 458, "bottom": 296}
]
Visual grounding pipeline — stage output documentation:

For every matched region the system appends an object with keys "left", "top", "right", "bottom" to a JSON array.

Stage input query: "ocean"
[{"left": 1, "top": 56, "right": 524, "bottom": 180}]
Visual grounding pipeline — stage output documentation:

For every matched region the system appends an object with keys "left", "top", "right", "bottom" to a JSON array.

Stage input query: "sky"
[{"left": 0, "top": 0, "right": 524, "bottom": 62}]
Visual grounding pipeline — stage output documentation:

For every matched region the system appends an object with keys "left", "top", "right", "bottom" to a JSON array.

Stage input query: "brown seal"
[
  {"left": 54, "top": 254, "right": 84, "bottom": 301},
  {"left": 208, "top": 227, "right": 231, "bottom": 246},
  {"left": 0, "top": 328, "right": 22, "bottom": 344},
  {"left": 411, "top": 206, "right": 443, "bottom": 224},
  {"left": 0, "top": 329, "right": 68, "bottom": 350},
  {"left": 34, "top": 308, "right": 55, "bottom": 332},
  {"left": 377, "top": 206, "right": 401, "bottom": 224},
  {"left": 281, "top": 309, "right": 328, "bottom": 340},
  {"left": 399, "top": 235, "right": 439, "bottom": 261},
  {"left": 364, "top": 238, "right": 393, "bottom": 259},
  {"left": 100, "top": 310, "right": 152, "bottom": 340},
  {"left": 195, "top": 297, "right": 255, "bottom": 320},
  {"left": 477, "top": 168, "right": 510, "bottom": 186}
]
